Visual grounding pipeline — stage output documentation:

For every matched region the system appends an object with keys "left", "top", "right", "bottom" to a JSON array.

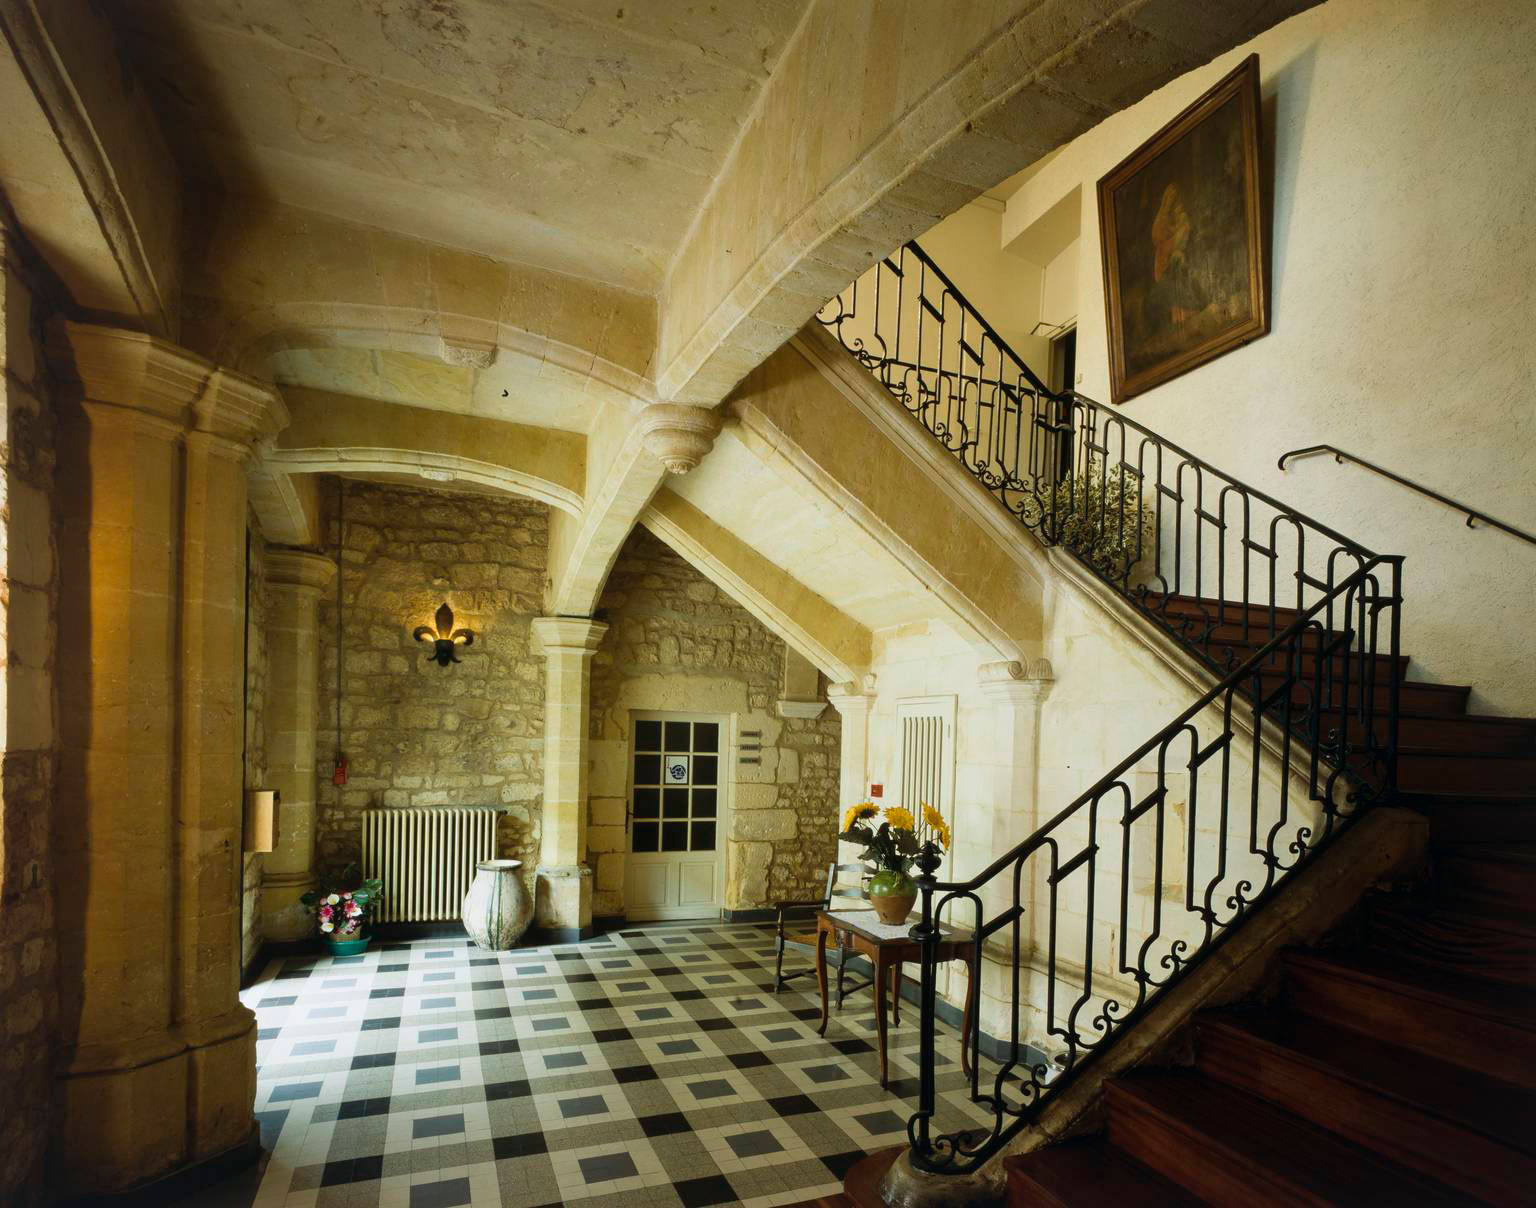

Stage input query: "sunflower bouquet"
[{"left": 838, "top": 801, "right": 952, "bottom": 921}]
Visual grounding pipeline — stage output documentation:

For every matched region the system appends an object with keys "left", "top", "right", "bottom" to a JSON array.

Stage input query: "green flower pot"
[
  {"left": 868, "top": 869, "right": 917, "bottom": 925},
  {"left": 324, "top": 935, "right": 370, "bottom": 957}
]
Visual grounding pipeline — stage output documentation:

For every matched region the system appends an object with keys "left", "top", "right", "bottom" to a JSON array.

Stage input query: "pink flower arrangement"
[
  {"left": 299, "top": 868, "right": 383, "bottom": 943},
  {"left": 317, "top": 892, "right": 365, "bottom": 936}
]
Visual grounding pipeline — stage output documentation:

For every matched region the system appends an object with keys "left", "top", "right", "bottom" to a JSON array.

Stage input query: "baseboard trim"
[
  {"left": 374, "top": 921, "right": 471, "bottom": 942},
  {"left": 528, "top": 914, "right": 628, "bottom": 945},
  {"left": 722, "top": 907, "right": 776, "bottom": 923}
]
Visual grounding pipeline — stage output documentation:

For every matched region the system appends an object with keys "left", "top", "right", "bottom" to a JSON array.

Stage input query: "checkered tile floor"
[{"left": 237, "top": 922, "right": 993, "bottom": 1207}]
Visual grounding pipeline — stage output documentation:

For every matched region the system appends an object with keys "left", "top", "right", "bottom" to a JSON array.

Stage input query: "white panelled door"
[{"left": 625, "top": 712, "right": 728, "bottom": 921}]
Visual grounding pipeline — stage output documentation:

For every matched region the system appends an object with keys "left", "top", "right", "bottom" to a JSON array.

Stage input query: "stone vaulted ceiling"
[{"left": 109, "top": 0, "right": 812, "bottom": 295}]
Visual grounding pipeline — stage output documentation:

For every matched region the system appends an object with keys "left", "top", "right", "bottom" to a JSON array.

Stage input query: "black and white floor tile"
[{"left": 238, "top": 922, "right": 993, "bottom": 1208}]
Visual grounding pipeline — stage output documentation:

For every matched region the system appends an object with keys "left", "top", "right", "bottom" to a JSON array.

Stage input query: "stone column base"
[
  {"left": 54, "top": 1008, "right": 257, "bottom": 1197},
  {"left": 260, "top": 871, "right": 318, "bottom": 942},
  {"left": 534, "top": 864, "right": 593, "bottom": 940}
]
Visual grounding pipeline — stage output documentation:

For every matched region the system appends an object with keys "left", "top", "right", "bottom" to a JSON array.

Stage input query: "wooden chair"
[{"left": 773, "top": 862, "right": 874, "bottom": 1007}]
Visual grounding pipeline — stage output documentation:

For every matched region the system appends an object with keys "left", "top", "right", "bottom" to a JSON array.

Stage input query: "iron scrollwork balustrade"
[{"left": 817, "top": 241, "right": 1404, "bottom": 1174}]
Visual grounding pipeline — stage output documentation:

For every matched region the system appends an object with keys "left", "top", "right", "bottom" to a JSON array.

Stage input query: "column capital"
[
  {"left": 266, "top": 548, "right": 337, "bottom": 595},
  {"left": 531, "top": 616, "right": 609, "bottom": 656},
  {"left": 977, "top": 658, "right": 1054, "bottom": 705},
  {"left": 639, "top": 401, "right": 722, "bottom": 473},
  {"left": 826, "top": 674, "right": 878, "bottom": 714},
  {"left": 50, "top": 320, "right": 288, "bottom": 447}
]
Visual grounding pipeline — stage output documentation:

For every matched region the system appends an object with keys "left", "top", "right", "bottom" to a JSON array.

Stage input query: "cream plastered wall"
[
  {"left": 917, "top": 201, "right": 1046, "bottom": 359},
  {"left": 997, "top": 0, "right": 1536, "bottom": 715}
]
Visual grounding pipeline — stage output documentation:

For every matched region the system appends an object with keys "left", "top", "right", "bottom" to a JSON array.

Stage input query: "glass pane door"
[{"left": 630, "top": 717, "right": 719, "bottom": 854}]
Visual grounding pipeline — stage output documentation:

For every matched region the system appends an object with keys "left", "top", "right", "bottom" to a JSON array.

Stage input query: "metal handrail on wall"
[
  {"left": 816, "top": 240, "right": 1404, "bottom": 1173},
  {"left": 1279, "top": 443, "right": 1536, "bottom": 548}
]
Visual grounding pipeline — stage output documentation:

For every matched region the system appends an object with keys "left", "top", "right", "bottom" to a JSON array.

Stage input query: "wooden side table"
[{"left": 815, "top": 908, "right": 977, "bottom": 1088}]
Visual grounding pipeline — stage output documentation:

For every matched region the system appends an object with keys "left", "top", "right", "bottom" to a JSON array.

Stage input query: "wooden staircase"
[{"left": 1005, "top": 598, "right": 1536, "bottom": 1207}]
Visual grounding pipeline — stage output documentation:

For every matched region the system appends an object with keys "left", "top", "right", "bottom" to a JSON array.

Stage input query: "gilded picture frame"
[{"left": 1097, "top": 55, "right": 1269, "bottom": 404}]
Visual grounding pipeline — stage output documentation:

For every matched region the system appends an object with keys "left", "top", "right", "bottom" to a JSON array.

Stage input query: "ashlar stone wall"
[
  {"left": 241, "top": 526, "right": 271, "bottom": 972},
  {"left": 306, "top": 483, "right": 841, "bottom": 921},
  {"left": 0, "top": 229, "right": 60, "bottom": 1207},
  {"left": 315, "top": 481, "right": 547, "bottom": 881},
  {"left": 589, "top": 527, "right": 840, "bottom": 917}
]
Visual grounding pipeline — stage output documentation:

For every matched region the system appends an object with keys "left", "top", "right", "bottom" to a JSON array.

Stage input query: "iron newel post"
[{"left": 909, "top": 840, "right": 944, "bottom": 1157}]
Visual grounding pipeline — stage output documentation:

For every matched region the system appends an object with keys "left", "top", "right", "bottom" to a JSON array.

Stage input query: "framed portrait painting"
[{"left": 1097, "top": 55, "right": 1268, "bottom": 404}]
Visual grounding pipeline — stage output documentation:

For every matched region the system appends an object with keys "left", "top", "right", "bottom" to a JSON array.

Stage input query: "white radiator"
[{"left": 361, "top": 807, "right": 502, "bottom": 923}]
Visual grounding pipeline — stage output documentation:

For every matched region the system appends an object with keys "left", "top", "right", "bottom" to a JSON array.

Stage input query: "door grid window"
[{"left": 631, "top": 719, "right": 719, "bottom": 853}]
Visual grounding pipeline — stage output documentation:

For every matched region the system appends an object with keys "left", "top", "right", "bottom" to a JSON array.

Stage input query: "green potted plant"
[
  {"left": 1032, "top": 463, "right": 1155, "bottom": 581},
  {"left": 300, "top": 864, "right": 384, "bottom": 956},
  {"left": 839, "top": 802, "right": 952, "bottom": 924}
]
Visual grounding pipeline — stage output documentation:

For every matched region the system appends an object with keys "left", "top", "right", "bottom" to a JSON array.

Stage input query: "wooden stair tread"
[
  {"left": 1285, "top": 946, "right": 1536, "bottom": 1028},
  {"left": 1398, "top": 745, "right": 1536, "bottom": 760},
  {"left": 1158, "top": 594, "right": 1305, "bottom": 623},
  {"left": 1199, "top": 1008, "right": 1536, "bottom": 1155},
  {"left": 1363, "top": 895, "right": 1536, "bottom": 988},
  {"left": 1002, "top": 1138, "right": 1203, "bottom": 1207},
  {"left": 1107, "top": 1070, "right": 1470, "bottom": 1206},
  {"left": 1372, "top": 892, "right": 1536, "bottom": 942},
  {"left": 1255, "top": 674, "right": 1470, "bottom": 715},
  {"left": 1440, "top": 840, "right": 1536, "bottom": 863},
  {"left": 1323, "top": 710, "right": 1536, "bottom": 754}
]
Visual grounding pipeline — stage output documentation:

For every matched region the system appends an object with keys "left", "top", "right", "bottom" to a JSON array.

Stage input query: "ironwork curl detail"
[{"left": 816, "top": 240, "right": 1403, "bottom": 1176}]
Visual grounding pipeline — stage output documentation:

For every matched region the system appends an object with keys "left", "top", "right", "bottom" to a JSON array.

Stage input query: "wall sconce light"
[{"left": 414, "top": 602, "right": 475, "bottom": 667}]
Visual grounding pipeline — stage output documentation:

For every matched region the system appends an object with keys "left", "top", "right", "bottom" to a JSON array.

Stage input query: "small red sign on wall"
[{"left": 870, "top": 783, "right": 883, "bottom": 798}]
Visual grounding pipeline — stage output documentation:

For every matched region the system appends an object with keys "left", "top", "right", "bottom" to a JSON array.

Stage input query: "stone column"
[
  {"left": 977, "top": 659, "right": 1055, "bottom": 852},
  {"left": 530, "top": 616, "right": 608, "bottom": 938},
  {"left": 52, "top": 322, "right": 287, "bottom": 1195},
  {"left": 260, "top": 549, "right": 336, "bottom": 940},
  {"left": 827, "top": 676, "right": 876, "bottom": 863},
  {"left": 976, "top": 658, "right": 1054, "bottom": 1008},
  {"left": 826, "top": 675, "right": 877, "bottom": 807}
]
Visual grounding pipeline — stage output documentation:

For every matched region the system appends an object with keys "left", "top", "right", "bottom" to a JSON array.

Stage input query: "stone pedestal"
[
  {"left": 530, "top": 616, "right": 608, "bottom": 936},
  {"left": 260, "top": 549, "right": 336, "bottom": 941},
  {"left": 52, "top": 322, "right": 287, "bottom": 1196}
]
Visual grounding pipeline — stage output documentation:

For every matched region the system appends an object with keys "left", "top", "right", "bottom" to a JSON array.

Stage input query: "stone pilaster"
[
  {"left": 260, "top": 549, "right": 335, "bottom": 941},
  {"left": 51, "top": 322, "right": 287, "bottom": 1196},
  {"left": 826, "top": 675, "right": 876, "bottom": 807},
  {"left": 827, "top": 676, "right": 877, "bottom": 863},
  {"left": 530, "top": 616, "right": 608, "bottom": 935},
  {"left": 977, "top": 659, "right": 1054, "bottom": 840},
  {"left": 977, "top": 658, "right": 1054, "bottom": 926}
]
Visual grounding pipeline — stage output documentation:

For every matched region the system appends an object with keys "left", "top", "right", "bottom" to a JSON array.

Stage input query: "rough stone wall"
[
  {"left": 0, "top": 230, "right": 59, "bottom": 1207},
  {"left": 241, "top": 526, "right": 270, "bottom": 973},
  {"left": 589, "top": 527, "right": 840, "bottom": 916},
  {"left": 314, "top": 480, "right": 546, "bottom": 883}
]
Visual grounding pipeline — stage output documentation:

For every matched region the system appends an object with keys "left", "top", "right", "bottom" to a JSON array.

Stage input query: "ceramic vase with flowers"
[
  {"left": 838, "top": 802, "right": 952, "bottom": 924},
  {"left": 301, "top": 865, "right": 384, "bottom": 956}
]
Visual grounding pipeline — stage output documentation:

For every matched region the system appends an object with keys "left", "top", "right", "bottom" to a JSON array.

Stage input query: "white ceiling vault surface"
[
  {"left": 265, "top": 342, "right": 623, "bottom": 433},
  {"left": 109, "top": 0, "right": 811, "bottom": 295},
  {"left": 669, "top": 429, "right": 942, "bottom": 634}
]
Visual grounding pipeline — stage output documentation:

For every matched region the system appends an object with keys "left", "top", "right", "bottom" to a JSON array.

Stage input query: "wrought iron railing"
[{"left": 816, "top": 240, "right": 1403, "bottom": 1172}]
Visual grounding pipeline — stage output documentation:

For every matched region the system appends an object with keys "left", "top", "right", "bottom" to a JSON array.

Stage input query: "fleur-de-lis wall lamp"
[{"left": 414, "top": 602, "right": 475, "bottom": 667}]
